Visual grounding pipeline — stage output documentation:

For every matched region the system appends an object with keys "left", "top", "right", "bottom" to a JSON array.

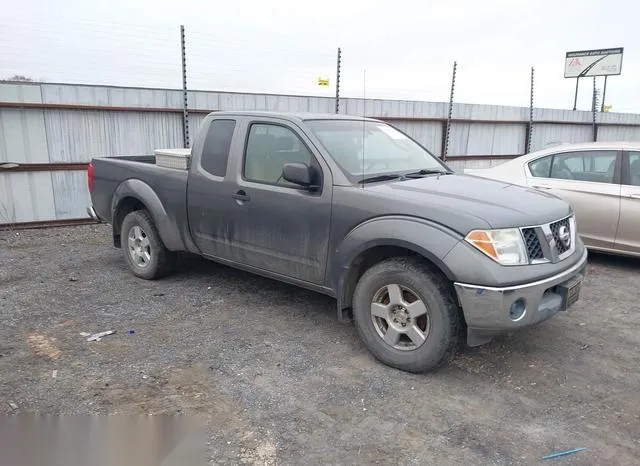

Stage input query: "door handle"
[
  {"left": 232, "top": 190, "right": 251, "bottom": 202},
  {"left": 532, "top": 185, "right": 552, "bottom": 190}
]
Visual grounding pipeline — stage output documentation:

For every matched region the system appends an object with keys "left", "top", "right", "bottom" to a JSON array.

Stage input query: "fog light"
[{"left": 509, "top": 298, "right": 526, "bottom": 321}]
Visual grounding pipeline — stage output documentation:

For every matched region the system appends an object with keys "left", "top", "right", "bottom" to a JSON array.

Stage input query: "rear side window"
[
  {"left": 550, "top": 150, "right": 616, "bottom": 183},
  {"left": 528, "top": 150, "right": 617, "bottom": 184},
  {"left": 528, "top": 155, "right": 552, "bottom": 177},
  {"left": 628, "top": 152, "right": 640, "bottom": 186},
  {"left": 200, "top": 119, "right": 236, "bottom": 177}
]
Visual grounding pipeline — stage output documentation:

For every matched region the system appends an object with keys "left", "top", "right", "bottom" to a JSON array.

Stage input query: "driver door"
[
  {"left": 222, "top": 119, "right": 333, "bottom": 285},
  {"left": 526, "top": 149, "right": 622, "bottom": 250}
]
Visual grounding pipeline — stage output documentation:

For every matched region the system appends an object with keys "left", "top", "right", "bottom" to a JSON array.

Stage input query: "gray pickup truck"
[{"left": 87, "top": 111, "right": 588, "bottom": 373}]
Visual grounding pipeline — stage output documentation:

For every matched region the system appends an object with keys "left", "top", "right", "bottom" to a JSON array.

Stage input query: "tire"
[
  {"left": 352, "top": 257, "right": 462, "bottom": 373},
  {"left": 120, "top": 209, "right": 175, "bottom": 280}
]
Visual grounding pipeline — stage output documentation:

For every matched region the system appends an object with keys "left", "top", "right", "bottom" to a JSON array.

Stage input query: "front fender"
[
  {"left": 330, "top": 216, "right": 462, "bottom": 315},
  {"left": 111, "top": 179, "right": 185, "bottom": 251}
]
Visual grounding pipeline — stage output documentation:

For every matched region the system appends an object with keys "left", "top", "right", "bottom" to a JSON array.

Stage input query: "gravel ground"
[{"left": 1, "top": 224, "right": 639, "bottom": 465}]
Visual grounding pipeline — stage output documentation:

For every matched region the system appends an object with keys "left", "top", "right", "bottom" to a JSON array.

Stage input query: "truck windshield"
[{"left": 306, "top": 119, "right": 447, "bottom": 180}]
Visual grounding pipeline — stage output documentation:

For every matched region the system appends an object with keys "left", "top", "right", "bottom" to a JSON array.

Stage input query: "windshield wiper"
[
  {"left": 358, "top": 174, "right": 404, "bottom": 184},
  {"left": 404, "top": 168, "right": 453, "bottom": 178}
]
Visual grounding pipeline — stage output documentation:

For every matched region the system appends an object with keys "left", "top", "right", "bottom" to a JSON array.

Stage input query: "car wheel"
[
  {"left": 121, "top": 209, "right": 175, "bottom": 280},
  {"left": 352, "top": 257, "right": 462, "bottom": 373}
]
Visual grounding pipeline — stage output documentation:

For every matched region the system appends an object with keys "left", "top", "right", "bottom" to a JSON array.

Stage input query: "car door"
[
  {"left": 221, "top": 117, "right": 333, "bottom": 285},
  {"left": 525, "top": 149, "right": 621, "bottom": 250},
  {"left": 614, "top": 151, "right": 640, "bottom": 254},
  {"left": 187, "top": 117, "right": 241, "bottom": 259}
]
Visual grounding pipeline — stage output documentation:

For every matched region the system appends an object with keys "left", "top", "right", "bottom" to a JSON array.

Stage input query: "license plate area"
[{"left": 557, "top": 275, "right": 583, "bottom": 311}]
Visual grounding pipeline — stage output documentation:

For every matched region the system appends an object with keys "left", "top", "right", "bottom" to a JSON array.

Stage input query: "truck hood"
[{"left": 365, "top": 173, "right": 571, "bottom": 231}]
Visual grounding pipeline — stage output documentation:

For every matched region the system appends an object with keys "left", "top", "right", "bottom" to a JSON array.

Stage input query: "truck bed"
[
  {"left": 109, "top": 155, "right": 157, "bottom": 164},
  {"left": 90, "top": 155, "right": 189, "bottom": 226}
]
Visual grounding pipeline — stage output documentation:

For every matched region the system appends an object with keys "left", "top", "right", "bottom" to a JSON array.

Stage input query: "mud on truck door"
[
  {"left": 190, "top": 117, "right": 333, "bottom": 285},
  {"left": 228, "top": 120, "right": 333, "bottom": 284}
]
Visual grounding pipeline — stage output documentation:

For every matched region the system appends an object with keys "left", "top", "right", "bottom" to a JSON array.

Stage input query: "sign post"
[
  {"left": 564, "top": 47, "right": 623, "bottom": 111},
  {"left": 601, "top": 76, "right": 608, "bottom": 112}
]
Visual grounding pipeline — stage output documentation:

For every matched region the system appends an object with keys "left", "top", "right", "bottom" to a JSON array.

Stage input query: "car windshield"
[{"left": 305, "top": 119, "right": 447, "bottom": 180}]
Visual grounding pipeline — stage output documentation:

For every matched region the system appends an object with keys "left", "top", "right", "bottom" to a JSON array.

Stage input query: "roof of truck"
[{"left": 208, "top": 110, "right": 382, "bottom": 122}]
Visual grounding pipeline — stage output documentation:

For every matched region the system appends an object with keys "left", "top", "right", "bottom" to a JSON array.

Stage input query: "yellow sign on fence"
[{"left": 317, "top": 77, "right": 330, "bottom": 87}]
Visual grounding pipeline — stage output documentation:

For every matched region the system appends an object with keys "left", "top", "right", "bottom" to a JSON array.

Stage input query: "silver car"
[{"left": 465, "top": 142, "right": 640, "bottom": 257}]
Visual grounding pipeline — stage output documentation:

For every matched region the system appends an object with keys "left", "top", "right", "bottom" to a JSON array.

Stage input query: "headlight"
[{"left": 465, "top": 228, "right": 528, "bottom": 265}]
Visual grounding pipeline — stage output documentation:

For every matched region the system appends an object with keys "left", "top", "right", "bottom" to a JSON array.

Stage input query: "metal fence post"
[
  {"left": 335, "top": 47, "right": 341, "bottom": 114},
  {"left": 525, "top": 66, "right": 535, "bottom": 153},
  {"left": 443, "top": 61, "right": 457, "bottom": 161},
  {"left": 180, "top": 25, "right": 189, "bottom": 148}
]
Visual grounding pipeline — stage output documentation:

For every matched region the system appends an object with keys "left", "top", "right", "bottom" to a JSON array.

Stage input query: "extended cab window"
[
  {"left": 550, "top": 151, "right": 616, "bottom": 183},
  {"left": 200, "top": 119, "right": 236, "bottom": 177},
  {"left": 244, "top": 123, "right": 314, "bottom": 185}
]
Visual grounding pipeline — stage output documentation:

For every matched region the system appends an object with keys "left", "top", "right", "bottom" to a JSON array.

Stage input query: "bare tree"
[{"left": 1, "top": 74, "right": 34, "bottom": 82}]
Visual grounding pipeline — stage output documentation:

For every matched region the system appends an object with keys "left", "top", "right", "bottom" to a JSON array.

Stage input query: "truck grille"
[
  {"left": 520, "top": 215, "right": 575, "bottom": 263},
  {"left": 550, "top": 217, "right": 572, "bottom": 255},
  {"left": 522, "top": 228, "right": 544, "bottom": 260}
]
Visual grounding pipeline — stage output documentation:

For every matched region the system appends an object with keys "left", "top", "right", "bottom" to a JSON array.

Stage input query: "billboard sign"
[{"left": 564, "top": 48, "right": 623, "bottom": 78}]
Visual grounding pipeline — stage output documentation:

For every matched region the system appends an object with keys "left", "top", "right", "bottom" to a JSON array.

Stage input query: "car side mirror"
[{"left": 282, "top": 163, "right": 318, "bottom": 190}]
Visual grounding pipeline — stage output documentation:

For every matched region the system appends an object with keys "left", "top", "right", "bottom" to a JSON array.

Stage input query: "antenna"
[{"left": 362, "top": 70, "right": 366, "bottom": 189}]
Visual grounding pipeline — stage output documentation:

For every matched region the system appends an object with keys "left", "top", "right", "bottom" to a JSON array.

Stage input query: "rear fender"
[{"left": 111, "top": 179, "right": 186, "bottom": 251}]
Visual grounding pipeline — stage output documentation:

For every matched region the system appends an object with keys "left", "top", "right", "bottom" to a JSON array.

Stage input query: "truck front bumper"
[{"left": 454, "top": 249, "right": 588, "bottom": 346}]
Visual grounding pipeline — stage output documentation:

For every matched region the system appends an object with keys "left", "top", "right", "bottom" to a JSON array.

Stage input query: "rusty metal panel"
[
  {"left": 341, "top": 98, "right": 378, "bottom": 117},
  {"left": 187, "top": 114, "right": 208, "bottom": 146},
  {"left": 5, "top": 82, "right": 640, "bottom": 226},
  {"left": 449, "top": 123, "right": 525, "bottom": 156},
  {"left": 530, "top": 124, "right": 592, "bottom": 152},
  {"left": 189, "top": 91, "right": 219, "bottom": 111},
  {"left": 371, "top": 99, "right": 415, "bottom": 118},
  {"left": 40, "top": 84, "right": 183, "bottom": 109},
  {"left": 597, "top": 125, "right": 640, "bottom": 141},
  {"left": 453, "top": 103, "right": 527, "bottom": 121},
  {"left": 535, "top": 107, "right": 592, "bottom": 123},
  {"left": 194, "top": 92, "right": 334, "bottom": 113},
  {"left": 0, "top": 172, "right": 56, "bottom": 222},
  {"left": 0, "top": 108, "right": 49, "bottom": 163},
  {"left": 413, "top": 101, "right": 448, "bottom": 118},
  {"left": 0, "top": 83, "right": 42, "bottom": 104},
  {"left": 391, "top": 121, "right": 443, "bottom": 155},
  {"left": 43, "top": 109, "right": 183, "bottom": 162},
  {"left": 306, "top": 96, "right": 334, "bottom": 113},
  {"left": 599, "top": 111, "right": 640, "bottom": 125},
  {"left": 51, "top": 170, "right": 92, "bottom": 219}
]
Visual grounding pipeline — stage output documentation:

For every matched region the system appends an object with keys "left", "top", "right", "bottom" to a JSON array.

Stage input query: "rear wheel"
[
  {"left": 352, "top": 257, "right": 462, "bottom": 373},
  {"left": 121, "top": 210, "right": 175, "bottom": 279}
]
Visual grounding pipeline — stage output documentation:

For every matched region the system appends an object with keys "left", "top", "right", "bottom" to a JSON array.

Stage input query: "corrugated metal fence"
[{"left": 2, "top": 82, "right": 640, "bottom": 226}]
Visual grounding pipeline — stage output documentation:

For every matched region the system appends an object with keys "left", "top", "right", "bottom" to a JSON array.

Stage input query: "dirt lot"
[{"left": 1, "top": 224, "right": 639, "bottom": 465}]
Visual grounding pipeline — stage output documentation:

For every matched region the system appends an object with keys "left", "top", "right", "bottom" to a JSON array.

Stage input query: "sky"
[{"left": 1, "top": 0, "right": 639, "bottom": 113}]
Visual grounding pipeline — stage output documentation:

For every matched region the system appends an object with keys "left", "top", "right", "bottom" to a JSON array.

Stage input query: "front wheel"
[
  {"left": 120, "top": 210, "right": 175, "bottom": 280},
  {"left": 352, "top": 257, "right": 462, "bottom": 373}
]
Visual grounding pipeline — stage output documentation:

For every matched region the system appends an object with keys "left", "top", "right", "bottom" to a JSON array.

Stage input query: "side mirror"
[{"left": 282, "top": 162, "right": 317, "bottom": 189}]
